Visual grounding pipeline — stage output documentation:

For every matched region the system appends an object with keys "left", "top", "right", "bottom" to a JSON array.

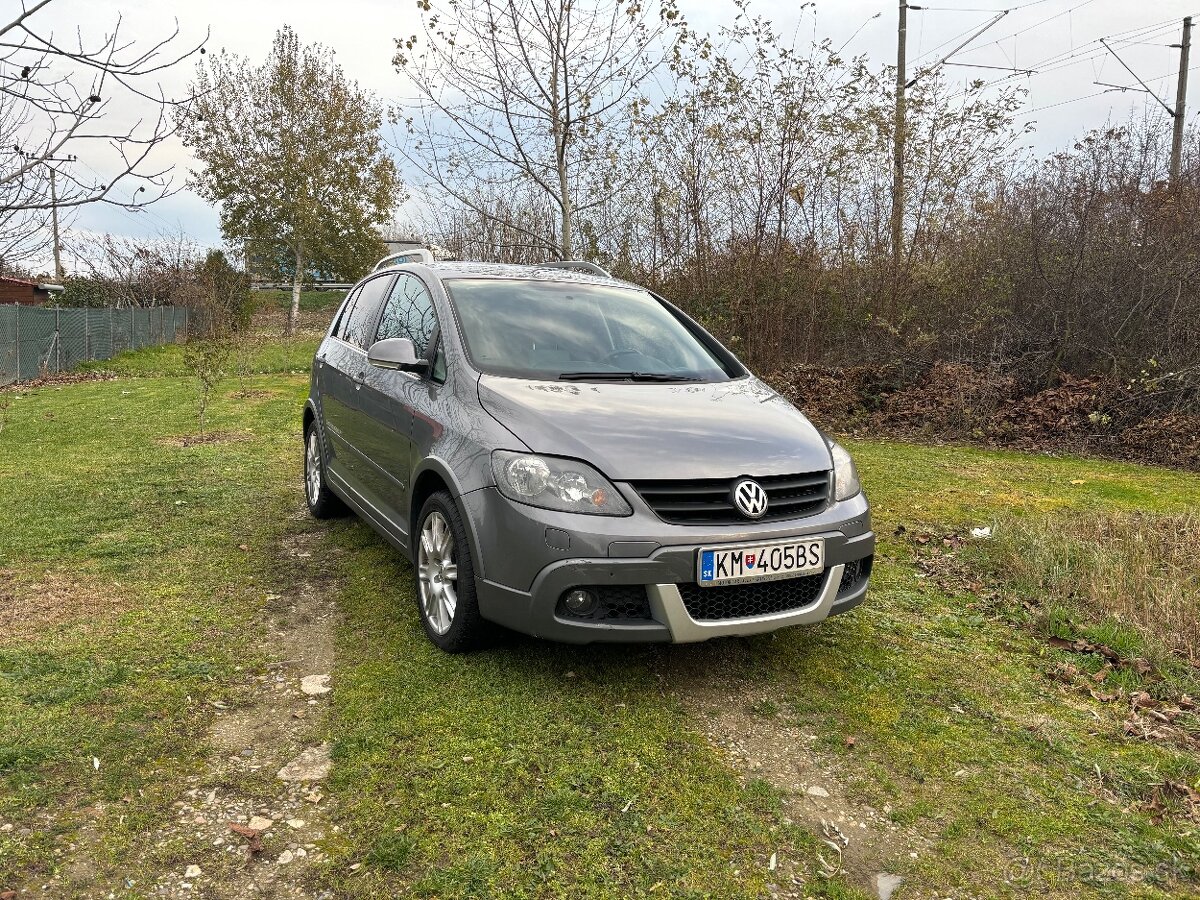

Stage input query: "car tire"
[
  {"left": 304, "top": 422, "right": 345, "bottom": 519},
  {"left": 415, "top": 490, "right": 491, "bottom": 652}
]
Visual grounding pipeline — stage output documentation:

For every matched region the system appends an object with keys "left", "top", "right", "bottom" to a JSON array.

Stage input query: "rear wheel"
[
  {"left": 415, "top": 491, "right": 491, "bottom": 652},
  {"left": 304, "top": 423, "right": 345, "bottom": 518}
]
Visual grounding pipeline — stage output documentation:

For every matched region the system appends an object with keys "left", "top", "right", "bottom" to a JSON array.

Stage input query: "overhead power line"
[
  {"left": 909, "top": 11, "right": 1010, "bottom": 86},
  {"left": 1019, "top": 63, "right": 1200, "bottom": 116},
  {"left": 1018, "top": 86, "right": 1119, "bottom": 114},
  {"left": 1101, "top": 36, "right": 1176, "bottom": 117},
  {"left": 940, "top": 16, "right": 1192, "bottom": 104},
  {"left": 944, "top": 61, "right": 1036, "bottom": 73},
  {"left": 952, "top": 0, "right": 1102, "bottom": 53},
  {"left": 915, "top": 0, "right": 1059, "bottom": 11}
]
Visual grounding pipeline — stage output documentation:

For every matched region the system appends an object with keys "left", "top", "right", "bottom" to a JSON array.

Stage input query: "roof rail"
[
  {"left": 373, "top": 248, "right": 435, "bottom": 271},
  {"left": 540, "top": 260, "right": 612, "bottom": 278}
]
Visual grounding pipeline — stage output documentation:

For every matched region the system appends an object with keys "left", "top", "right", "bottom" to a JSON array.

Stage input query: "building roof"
[{"left": 0, "top": 276, "right": 64, "bottom": 294}]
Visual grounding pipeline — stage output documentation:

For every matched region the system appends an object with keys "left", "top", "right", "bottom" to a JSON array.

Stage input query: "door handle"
[{"left": 353, "top": 371, "right": 366, "bottom": 390}]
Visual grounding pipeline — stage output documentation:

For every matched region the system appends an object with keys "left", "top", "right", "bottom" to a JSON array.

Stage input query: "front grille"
[
  {"left": 631, "top": 471, "right": 830, "bottom": 525},
  {"left": 677, "top": 573, "right": 826, "bottom": 621},
  {"left": 556, "top": 585, "right": 652, "bottom": 623}
]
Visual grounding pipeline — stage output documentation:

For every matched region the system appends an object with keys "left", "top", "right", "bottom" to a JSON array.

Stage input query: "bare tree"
[
  {"left": 66, "top": 230, "right": 202, "bottom": 308},
  {"left": 0, "top": 1, "right": 207, "bottom": 268},
  {"left": 179, "top": 250, "right": 250, "bottom": 434},
  {"left": 396, "top": 0, "right": 683, "bottom": 260}
]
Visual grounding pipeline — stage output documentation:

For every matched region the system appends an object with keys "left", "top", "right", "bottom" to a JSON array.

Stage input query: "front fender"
[{"left": 409, "top": 454, "right": 490, "bottom": 578}]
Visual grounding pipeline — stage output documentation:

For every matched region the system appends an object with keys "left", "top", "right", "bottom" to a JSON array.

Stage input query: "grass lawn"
[
  {"left": 0, "top": 357, "right": 311, "bottom": 890},
  {"left": 2, "top": 337, "right": 1199, "bottom": 897}
]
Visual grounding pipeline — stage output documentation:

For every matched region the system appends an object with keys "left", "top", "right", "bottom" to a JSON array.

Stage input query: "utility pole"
[
  {"left": 23, "top": 152, "right": 76, "bottom": 280},
  {"left": 49, "top": 167, "right": 62, "bottom": 280},
  {"left": 892, "top": 4, "right": 1007, "bottom": 263},
  {"left": 1171, "top": 16, "right": 1192, "bottom": 186},
  {"left": 892, "top": 0, "right": 907, "bottom": 262},
  {"left": 1102, "top": 20, "right": 1192, "bottom": 188}
]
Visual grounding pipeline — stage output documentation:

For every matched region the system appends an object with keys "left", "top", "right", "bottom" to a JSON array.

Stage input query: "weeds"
[{"left": 989, "top": 511, "right": 1200, "bottom": 669}]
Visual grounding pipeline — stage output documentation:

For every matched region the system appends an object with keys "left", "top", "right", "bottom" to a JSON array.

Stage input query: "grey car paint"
[
  {"left": 305, "top": 261, "right": 875, "bottom": 644},
  {"left": 477, "top": 376, "right": 834, "bottom": 481}
]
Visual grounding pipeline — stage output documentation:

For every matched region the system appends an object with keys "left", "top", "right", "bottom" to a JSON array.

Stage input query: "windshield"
[{"left": 443, "top": 278, "right": 735, "bottom": 382}]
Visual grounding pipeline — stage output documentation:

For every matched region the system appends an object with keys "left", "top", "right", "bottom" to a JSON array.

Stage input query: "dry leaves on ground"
[
  {"left": 1142, "top": 780, "right": 1200, "bottom": 824},
  {"left": 227, "top": 822, "right": 264, "bottom": 856}
]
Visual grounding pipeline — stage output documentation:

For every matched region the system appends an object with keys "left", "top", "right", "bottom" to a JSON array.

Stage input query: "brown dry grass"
[
  {"left": 250, "top": 302, "right": 336, "bottom": 336},
  {"left": 155, "top": 430, "right": 253, "bottom": 448},
  {"left": 0, "top": 569, "right": 133, "bottom": 642},
  {"left": 993, "top": 511, "right": 1200, "bottom": 665}
]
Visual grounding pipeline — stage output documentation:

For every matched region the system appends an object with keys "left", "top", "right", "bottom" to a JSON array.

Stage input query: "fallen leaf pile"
[
  {"left": 1142, "top": 779, "right": 1200, "bottom": 824},
  {"left": 1047, "top": 636, "right": 1154, "bottom": 675},
  {"left": 905, "top": 530, "right": 997, "bottom": 599},
  {"left": 768, "top": 362, "right": 1200, "bottom": 471},
  {"left": 1123, "top": 692, "right": 1199, "bottom": 752}
]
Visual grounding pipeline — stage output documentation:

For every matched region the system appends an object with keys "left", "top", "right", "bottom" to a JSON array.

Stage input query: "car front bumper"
[{"left": 461, "top": 486, "right": 875, "bottom": 644}]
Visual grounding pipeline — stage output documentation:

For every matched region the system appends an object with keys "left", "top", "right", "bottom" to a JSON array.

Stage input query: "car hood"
[{"left": 477, "top": 375, "right": 832, "bottom": 481}]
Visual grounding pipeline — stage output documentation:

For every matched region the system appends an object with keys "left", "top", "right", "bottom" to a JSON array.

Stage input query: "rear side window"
[
  {"left": 376, "top": 273, "right": 437, "bottom": 354},
  {"left": 341, "top": 276, "right": 393, "bottom": 349},
  {"left": 331, "top": 287, "right": 360, "bottom": 339}
]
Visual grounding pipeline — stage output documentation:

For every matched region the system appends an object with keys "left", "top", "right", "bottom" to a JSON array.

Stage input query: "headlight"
[
  {"left": 491, "top": 451, "right": 632, "bottom": 516},
  {"left": 829, "top": 441, "right": 861, "bottom": 501}
]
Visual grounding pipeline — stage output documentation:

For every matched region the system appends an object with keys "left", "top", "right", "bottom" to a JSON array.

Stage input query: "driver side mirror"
[{"left": 367, "top": 337, "right": 429, "bottom": 373}]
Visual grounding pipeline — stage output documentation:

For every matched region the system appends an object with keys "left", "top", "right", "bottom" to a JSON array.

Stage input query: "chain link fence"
[{"left": 0, "top": 305, "right": 190, "bottom": 386}]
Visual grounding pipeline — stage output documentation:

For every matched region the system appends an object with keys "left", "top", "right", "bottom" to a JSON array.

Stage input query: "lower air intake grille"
[
  {"left": 838, "top": 556, "right": 873, "bottom": 595},
  {"left": 677, "top": 573, "right": 826, "bottom": 621},
  {"left": 556, "top": 585, "right": 652, "bottom": 622}
]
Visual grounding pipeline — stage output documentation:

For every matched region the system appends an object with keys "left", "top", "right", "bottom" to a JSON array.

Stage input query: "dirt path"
[
  {"left": 655, "top": 643, "right": 928, "bottom": 900},
  {"left": 42, "top": 529, "right": 344, "bottom": 898},
  {"left": 146, "top": 530, "right": 340, "bottom": 899}
]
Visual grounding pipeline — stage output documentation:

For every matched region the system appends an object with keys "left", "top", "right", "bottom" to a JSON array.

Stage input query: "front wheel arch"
[
  {"left": 414, "top": 490, "right": 494, "bottom": 652},
  {"left": 407, "top": 460, "right": 486, "bottom": 579}
]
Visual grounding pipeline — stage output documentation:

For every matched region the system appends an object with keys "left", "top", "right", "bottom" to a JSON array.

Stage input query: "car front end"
[{"left": 460, "top": 443, "right": 873, "bottom": 643}]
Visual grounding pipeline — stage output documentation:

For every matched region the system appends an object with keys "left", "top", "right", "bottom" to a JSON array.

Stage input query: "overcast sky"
[{"left": 32, "top": 0, "right": 1199, "bottom": 257}]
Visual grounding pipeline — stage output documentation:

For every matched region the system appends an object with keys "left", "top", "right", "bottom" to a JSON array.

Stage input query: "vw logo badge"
[{"left": 732, "top": 478, "right": 769, "bottom": 519}]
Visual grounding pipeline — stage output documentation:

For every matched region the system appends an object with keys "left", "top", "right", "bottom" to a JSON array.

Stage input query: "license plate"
[{"left": 697, "top": 538, "right": 825, "bottom": 586}]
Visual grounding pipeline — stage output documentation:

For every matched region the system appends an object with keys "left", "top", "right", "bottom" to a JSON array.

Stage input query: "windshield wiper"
[{"left": 557, "top": 371, "right": 701, "bottom": 383}]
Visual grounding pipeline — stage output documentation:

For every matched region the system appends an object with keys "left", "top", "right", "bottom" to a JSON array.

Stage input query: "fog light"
[{"left": 563, "top": 589, "right": 597, "bottom": 615}]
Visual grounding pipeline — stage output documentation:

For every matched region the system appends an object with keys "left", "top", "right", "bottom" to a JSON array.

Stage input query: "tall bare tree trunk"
[
  {"left": 559, "top": 164, "right": 573, "bottom": 259},
  {"left": 288, "top": 241, "right": 303, "bottom": 336},
  {"left": 551, "top": 53, "right": 573, "bottom": 260}
]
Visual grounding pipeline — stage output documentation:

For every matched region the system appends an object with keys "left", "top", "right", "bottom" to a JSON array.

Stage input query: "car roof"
[{"left": 382, "top": 261, "right": 639, "bottom": 290}]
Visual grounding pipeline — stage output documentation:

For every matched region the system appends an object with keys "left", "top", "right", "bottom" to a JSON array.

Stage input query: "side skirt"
[{"left": 326, "top": 468, "right": 412, "bottom": 561}]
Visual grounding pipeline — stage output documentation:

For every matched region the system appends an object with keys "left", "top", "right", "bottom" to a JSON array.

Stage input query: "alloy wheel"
[
  {"left": 418, "top": 510, "right": 458, "bottom": 634},
  {"left": 305, "top": 430, "right": 322, "bottom": 506}
]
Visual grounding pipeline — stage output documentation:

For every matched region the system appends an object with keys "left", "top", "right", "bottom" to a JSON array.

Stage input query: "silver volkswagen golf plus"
[{"left": 303, "top": 260, "right": 874, "bottom": 652}]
